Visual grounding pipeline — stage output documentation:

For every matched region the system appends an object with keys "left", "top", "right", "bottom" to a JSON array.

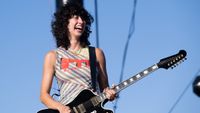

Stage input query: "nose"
[{"left": 77, "top": 17, "right": 84, "bottom": 24}]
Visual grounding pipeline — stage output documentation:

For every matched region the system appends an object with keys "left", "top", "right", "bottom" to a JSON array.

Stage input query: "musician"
[{"left": 39, "top": 3, "right": 116, "bottom": 113}]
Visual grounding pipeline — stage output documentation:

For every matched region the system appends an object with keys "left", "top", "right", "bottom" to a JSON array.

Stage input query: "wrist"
[{"left": 57, "top": 103, "right": 65, "bottom": 111}]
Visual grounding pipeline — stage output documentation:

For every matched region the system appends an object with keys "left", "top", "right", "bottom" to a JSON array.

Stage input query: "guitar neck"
[{"left": 114, "top": 64, "right": 159, "bottom": 93}]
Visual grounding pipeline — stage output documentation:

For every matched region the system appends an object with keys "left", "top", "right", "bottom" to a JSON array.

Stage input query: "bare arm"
[
  {"left": 40, "top": 51, "right": 71, "bottom": 113},
  {"left": 96, "top": 48, "right": 109, "bottom": 90},
  {"left": 95, "top": 48, "right": 116, "bottom": 100}
]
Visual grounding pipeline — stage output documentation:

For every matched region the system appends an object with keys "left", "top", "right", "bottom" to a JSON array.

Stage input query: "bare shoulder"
[
  {"left": 95, "top": 48, "right": 104, "bottom": 55},
  {"left": 95, "top": 48, "right": 105, "bottom": 61},
  {"left": 44, "top": 50, "right": 56, "bottom": 64},
  {"left": 45, "top": 50, "right": 56, "bottom": 58}
]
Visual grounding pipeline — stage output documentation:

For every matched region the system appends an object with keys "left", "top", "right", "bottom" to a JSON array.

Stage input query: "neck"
[{"left": 69, "top": 39, "right": 81, "bottom": 51}]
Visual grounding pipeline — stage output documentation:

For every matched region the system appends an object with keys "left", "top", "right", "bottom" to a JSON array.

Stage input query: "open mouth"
[
  {"left": 74, "top": 26, "right": 84, "bottom": 32},
  {"left": 75, "top": 27, "right": 83, "bottom": 30}
]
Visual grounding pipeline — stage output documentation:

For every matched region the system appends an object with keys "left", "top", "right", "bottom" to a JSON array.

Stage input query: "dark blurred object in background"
[
  {"left": 55, "top": 0, "right": 83, "bottom": 11},
  {"left": 193, "top": 76, "right": 200, "bottom": 97}
]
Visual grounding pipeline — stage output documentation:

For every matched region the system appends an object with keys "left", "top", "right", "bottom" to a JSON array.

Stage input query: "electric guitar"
[{"left": 37, "top": 50, "right": 187, "bottom": 113}]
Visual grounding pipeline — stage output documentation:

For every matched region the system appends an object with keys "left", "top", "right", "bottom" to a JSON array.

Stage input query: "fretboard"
[{"left": 114, "top": 64, "right": 159, "bottom": 93}]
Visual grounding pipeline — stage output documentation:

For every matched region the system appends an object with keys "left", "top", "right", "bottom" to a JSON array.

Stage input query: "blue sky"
[{"left": 0, "top": 0, "right": 200, "bottom": 113}]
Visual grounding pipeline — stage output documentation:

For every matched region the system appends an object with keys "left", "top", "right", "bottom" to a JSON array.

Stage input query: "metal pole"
[{"left": 94, "top": 0, "right": 99, "bottom": 47}]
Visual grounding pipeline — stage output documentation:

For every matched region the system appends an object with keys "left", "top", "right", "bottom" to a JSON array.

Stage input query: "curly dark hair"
[{"left": 51, "top": 3, "right": 94, "bottom": 49}]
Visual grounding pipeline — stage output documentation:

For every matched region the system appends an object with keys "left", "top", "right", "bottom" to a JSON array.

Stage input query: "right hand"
[{"left": 58, "top": 105, "right": 71, "bottom": 113}]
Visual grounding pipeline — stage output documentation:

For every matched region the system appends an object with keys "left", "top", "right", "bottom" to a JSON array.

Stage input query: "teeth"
[
  {"left": 75, "top": 28, "right": 82, "bottom": 30},
  {"left": 75, "top": 26, "right": 82, "bottom": 29}
]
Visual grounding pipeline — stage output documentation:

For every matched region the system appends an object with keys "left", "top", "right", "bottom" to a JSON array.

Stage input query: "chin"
[{"left": 75, "top": 33, "right": 83, "bottom": 37}]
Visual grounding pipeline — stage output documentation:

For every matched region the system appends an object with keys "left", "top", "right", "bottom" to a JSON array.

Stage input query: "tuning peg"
[
  {"left": 180, "top": 54, "right": 184, "bottom": 57},
  {"left": 179, "top": 60, "right": 183, "bottom": 64}
]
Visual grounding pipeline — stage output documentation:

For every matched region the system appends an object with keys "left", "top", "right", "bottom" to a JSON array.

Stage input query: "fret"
[
  {"left": 115, "top": 86, "right": 120, "bottom": 90},
  {"left": 123, "top": 81, "right": 128, "bottom": 86},
  {"left": 130, "top": 78, "right": 134, "bottom": 82},
  {"left": 136, "top": 74, "right": 141, "bottom": 79},
  {"left": 143, "top": 70, "right": 148, "bottom": 74}
]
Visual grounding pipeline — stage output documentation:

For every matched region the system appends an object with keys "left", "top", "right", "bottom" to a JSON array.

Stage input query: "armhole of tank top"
[
  {"left": 52, "top": 49, "right": 56, "bottom": 77},
  {"left": 54, "top": 49, "right": 57, "bottom": 68},
  {"left": 54, "top": 48, "right": 61, "bottom": 72},
  {"left": 84, "top": 46, "right": 90, "bottom": 59}
]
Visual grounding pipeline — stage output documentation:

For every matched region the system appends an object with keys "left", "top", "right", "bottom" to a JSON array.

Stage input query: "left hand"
[{"left": 103, "top": 87, "right": 116, "bottom": 101}]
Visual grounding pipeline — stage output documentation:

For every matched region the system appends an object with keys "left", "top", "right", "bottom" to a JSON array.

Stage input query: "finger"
[{"left": 106, "top": 90, "right": 116, "bottom": 100}]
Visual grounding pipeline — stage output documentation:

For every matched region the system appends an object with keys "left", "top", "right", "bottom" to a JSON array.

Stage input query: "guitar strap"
[{"left": 89, "top": 46, "right": 97, "bottom": 91}]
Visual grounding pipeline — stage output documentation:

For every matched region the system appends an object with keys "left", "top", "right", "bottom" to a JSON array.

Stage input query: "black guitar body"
[{"left": 37, "top": 90, "right": 113, "bottom": 113}]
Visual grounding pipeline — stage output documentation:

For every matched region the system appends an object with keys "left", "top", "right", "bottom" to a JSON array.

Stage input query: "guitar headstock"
[{"left": 157, "top": 50, "right": 187, "bottom": 69}]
